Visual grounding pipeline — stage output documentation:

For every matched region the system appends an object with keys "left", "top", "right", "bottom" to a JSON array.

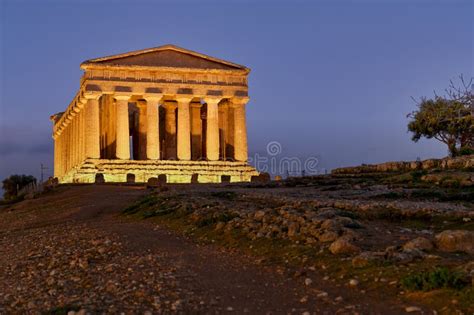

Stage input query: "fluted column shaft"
[
  {"left": 59, "top": 133, "right": 63, "bottom": 176},
  {"left": 190, "top": 101, "right": 203, "bottom": 160},
  {"left": 71, "top": 117, "right": 76, "bottom": 167},
  {"left": 55, "top": 135, "right": 60, "bottom": 177},
  {"left": 66, "top": 125, "right": 71, "bottom": 171},
  {"left": 84, "top": 95, "right": 101, "bottom": 159},
  {"left": 164, "top": 101, "right": 178, "bottom": 159},
  {"left": 205, "top": 98, "right": 220, "bottom": 161},
  {"left": 115, "top": 95, "right": 131, "bottom": 159},
  {"left": 79, "top": 109, "right": 84, "bottom": 163},
  {"left": 233, "top": 97, "right": 249, "bottom": 162},
  {"left": 177, "top": 97, "right": 192, "bottom": 160},
  {"left": 73, "top": 116, "right": 78, "bottom": 167},
  {"left": 144, "top": 95, "right": 162, "bottom": 160},
  {"left": 136, "top": 101, "right": 147, "bottom": 160}
]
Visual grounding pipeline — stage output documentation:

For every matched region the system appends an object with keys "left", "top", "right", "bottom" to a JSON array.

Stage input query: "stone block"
[
  {"left": 126, "top": 173, "right": 135, "bottom": 183},
  {"left": 158, "top": 174, "right": 167, "bottom": 184},
  {"left": 147, "top": 177, "right": 159, "bottom": 187},
  {"left": 259, "top": 172, "right": 271, "bottom": 182},
  {"left": 221, "top": 175, "right": 231, "bottom": 183},
  {"left": 95, "top": 173, "right": 105, "bottom": 184}
]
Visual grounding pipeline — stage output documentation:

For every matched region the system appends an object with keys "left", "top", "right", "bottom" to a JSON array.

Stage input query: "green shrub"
[
  {"left": 370, "top": 207, "right": 404, "bottom": 222},
  {"left": 122, "top": 195, "right": 160, "bottom": 214},
  {"left": 196, "top": 211, "right": 237, "bottom": 227},
  {"left": 336, "top": 210, "right": 360, "bottom": 220},
  {"left": 440, "top": 178, "right": 461, "bottom": 188},
  {"left": 377, "top": 191, "right": 403, "bottom": 199},
  {"left": 459, "top": 147, "right": 474, "bottom": 156},
  {"left": 411, "top": 170, "right": 428, "bottom": 182},
  {"left": 210, "top": 191, "right": 237, "bottom": 200},
  {"left": 401, "top": 267, "right": 467, "bottom": 291},
  {"left": 42, "top": 305, "right": 80, "bottom": 315}
]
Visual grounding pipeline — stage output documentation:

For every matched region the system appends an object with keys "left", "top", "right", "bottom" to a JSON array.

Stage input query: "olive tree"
[{"left": 407, "top": 75, "right": 473, "bottom": 156}]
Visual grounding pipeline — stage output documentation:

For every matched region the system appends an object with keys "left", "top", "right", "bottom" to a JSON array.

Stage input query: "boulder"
[
  {"left": 287, "top": 222, "right": 300, "bottom": 239},
  {"left": 421, "top": 159, "right": 441, "bottom": 170},
  {"left": 215, "top": 222, "right": 225, "bottom": 231},
  {"left": 147, "top": 177, "right": 159, "bottom": 187},
  {"left": 329, "top": 238, "right": 360, "bottom": 255},
  {"left": 352, "top": 251, "right": 384, "bottom": 268},
  {"left": 435, "top": 230, "right": 474, "bottom": 254},
  {"left": 403, "top": 237, "right": 434, "bottom": 251},
  {"left": 384, "top": 245, "right": 425, "bottom": 263},
  {"left": 318, "top": 230, "right": 339, "bottom": 243},
  {"left": 254, "top": 210, "right": 266, "bottom": 221},
  {"left": 392, "top": 249, "right": 425, "bottom": 263}
]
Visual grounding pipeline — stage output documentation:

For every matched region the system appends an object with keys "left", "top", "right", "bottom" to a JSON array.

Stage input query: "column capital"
[
  {"left": 204, "top": 97, "right": 222, "bottom": 105},
  {"left": 231, "top": 96, "right": 250, "bottom": 106},
  {"left": 75, "top": 100, "right": 85, "bottom": 109},
  {"left": 163, "top": 100, "right": 178, "bottom": 110},
  {"left": 136, "top": 99, "right": 147, "bottom": 109},
  {"left": 143, "top": 94, "right": 163, "bottom": 102},
  {"left": 80, "top": 91, "right": 101, "bottom": 102},
  {"left": 175, "top": 95, "right": 194, "bottom": 104},
  {"left": 114, "top": 93, "right": 132, "bottom": 101},
  {"left": 190, "top": 101, "right": 203, "bottom": 109}
]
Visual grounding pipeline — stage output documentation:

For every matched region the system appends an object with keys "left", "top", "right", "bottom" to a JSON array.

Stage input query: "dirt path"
[{"left": 0, "top": 185, "right": 409, "bottom": 314}]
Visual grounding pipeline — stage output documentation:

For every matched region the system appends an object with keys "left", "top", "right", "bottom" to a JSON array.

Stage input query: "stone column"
[
  {"left": 63, "top": 128, "right": 67, "bottom": 173},
  {"left": 69, "top": 120, "right": 73, "bottom": 169},
  {"left": 164, "top": 101, "right": 177, "bottom": 159},
  {"left": 55, "top": 135, "right": 60, "bottom": 177},
  {"left": 63, "top": 129, "right": 67, "bottom": 174},
  {"left": 176, "top": 96, "right": 192, "bottom": 161},
  {"left": 66, "top": 125, "right": 70, "bottom": 171},
  {"left": 74, "top": 116, "right": 79, "bottom": 167},
  {"left": 190, "top": 101, "right": 203, "bottom": 160},
  {"left": 136, "top": 100, "right": 147, "bottom": 160},
  {"left": 79, "top": 110, "right": 84, "bottom": 164},
  {"left": 58, "top": 136, "right": 63, "bottom": 176},
  {"left": 218, "top": 102, "right": 229, "bottom": 160},
  {"left": 232, "top": 97, "right": 249, "bottom": 162},
  {"left": 205, "top": 98, "right": 221, "bottom": 161},
  {"left": 58, "top": 132, "right": 62, "bottom": 176},
  {"left": 62, "top": 133, "right": 66, "bottom": 175},
  {"left": 84, "top": 94, "right": 101, "bottom": 159},
  {"left": 115, "top": 95, "right": 131, "bottom": 159},
  {"left": 144, "top": 95, "right": 162, "bottom": 160},
  {"left": 72, "top": 117, "right": 77, "bottom": 167}
]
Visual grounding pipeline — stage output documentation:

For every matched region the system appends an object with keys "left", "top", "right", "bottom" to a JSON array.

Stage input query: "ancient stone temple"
[{"left": 50, "top": 45, "right": 259, "bottom": 183}]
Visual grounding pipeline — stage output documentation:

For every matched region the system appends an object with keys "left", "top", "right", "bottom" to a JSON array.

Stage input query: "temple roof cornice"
[{"left": 80, "top": 44, "right": 250, "bottom": 74}]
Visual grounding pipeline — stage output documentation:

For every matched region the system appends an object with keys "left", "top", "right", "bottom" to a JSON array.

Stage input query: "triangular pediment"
[{"left": 81, "top": 44, "right": 248, "bottom": 71}]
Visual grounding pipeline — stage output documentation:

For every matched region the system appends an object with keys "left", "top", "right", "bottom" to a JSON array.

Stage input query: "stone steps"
[{"left": 60, "top": 159, "right": 259, "bottom": 184}]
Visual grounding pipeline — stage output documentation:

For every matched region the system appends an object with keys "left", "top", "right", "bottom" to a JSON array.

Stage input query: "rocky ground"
[{"left": 0, "top": 167, "right": 473, "bottom": 314}]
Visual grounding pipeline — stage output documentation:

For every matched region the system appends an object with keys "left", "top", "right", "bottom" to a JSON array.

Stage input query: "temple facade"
[{"left": 50, "top": 45, "right": 259, "bottom": 183}]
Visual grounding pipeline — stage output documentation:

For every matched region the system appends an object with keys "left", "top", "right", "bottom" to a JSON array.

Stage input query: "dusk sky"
[{"left": 1, "top": 0, "right": 472, "bottom": 181}]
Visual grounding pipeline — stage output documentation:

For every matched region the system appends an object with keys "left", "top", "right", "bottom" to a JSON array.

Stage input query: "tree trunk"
[{"left": 447, "top": 138, "right": 458, "bottom": 157}]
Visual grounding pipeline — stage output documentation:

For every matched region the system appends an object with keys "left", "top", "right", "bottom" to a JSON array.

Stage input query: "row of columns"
[
  {"left": 81, "top": 93, "right": 248, "bottom": 163},
  {"left": 54, "top": 102, "right": 87, "bottom": 177}
]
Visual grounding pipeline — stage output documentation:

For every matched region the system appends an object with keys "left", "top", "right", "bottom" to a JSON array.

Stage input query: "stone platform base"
[{"left": 59, "top": 159, "right": 259, "bottom": 184}]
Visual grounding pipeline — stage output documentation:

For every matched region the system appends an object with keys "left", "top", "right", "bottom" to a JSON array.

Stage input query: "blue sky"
[{"left": 0, "top": 0, "right": 472, "bottom": 180}]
